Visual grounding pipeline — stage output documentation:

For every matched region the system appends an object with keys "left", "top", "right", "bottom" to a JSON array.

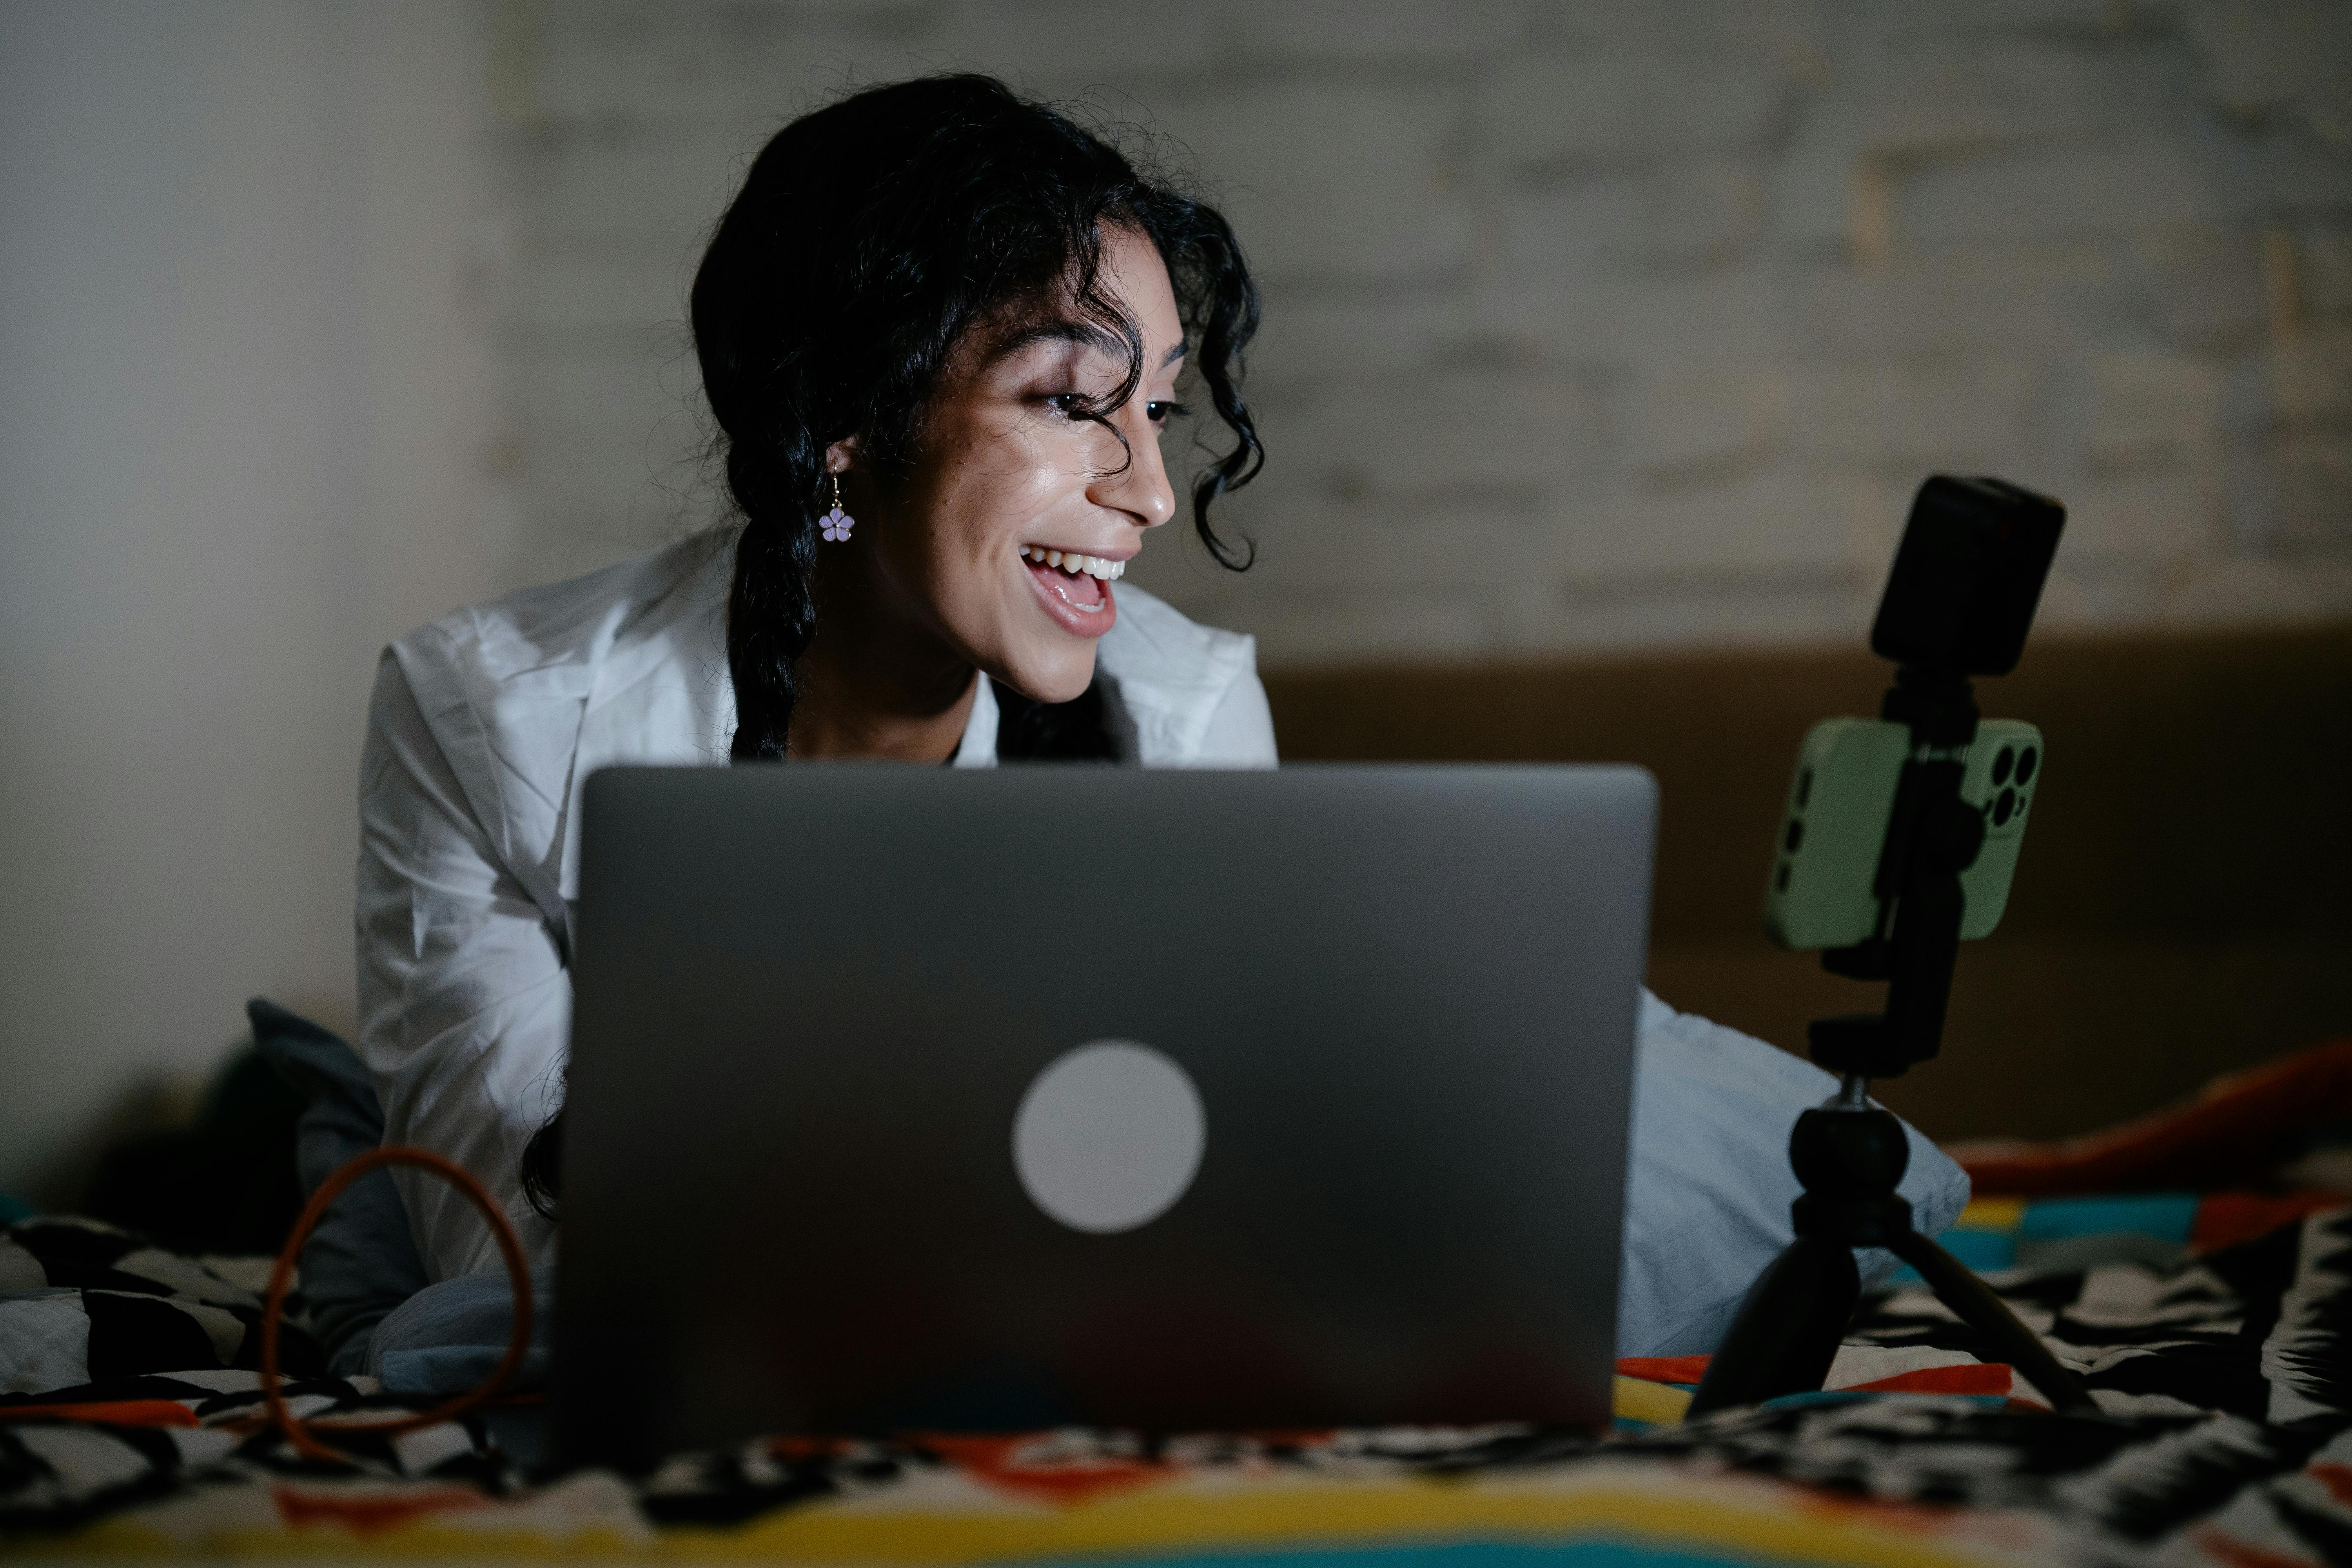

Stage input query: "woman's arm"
[{"left": 355, "top": 651, "right": 566, "bottom": 1283}]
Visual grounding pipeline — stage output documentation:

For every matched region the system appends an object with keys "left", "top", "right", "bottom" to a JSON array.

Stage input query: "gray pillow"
[{"left": 249, "top": 999, "right": 426, "bottom": 1374}]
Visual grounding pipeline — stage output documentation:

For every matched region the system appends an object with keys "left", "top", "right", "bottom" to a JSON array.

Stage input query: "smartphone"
[{"left": 1762, "top": 717, "right": 2043, "bottom": 950}]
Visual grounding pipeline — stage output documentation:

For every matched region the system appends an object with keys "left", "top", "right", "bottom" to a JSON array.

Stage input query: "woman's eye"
[{"left": 1043, "top": 393, "right": 1187, "bottom": 424}]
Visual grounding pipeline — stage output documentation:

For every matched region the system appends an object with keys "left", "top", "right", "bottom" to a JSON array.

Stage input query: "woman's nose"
[{"left": 1087, "top": 405, "right": 1176, "bottom": 528}]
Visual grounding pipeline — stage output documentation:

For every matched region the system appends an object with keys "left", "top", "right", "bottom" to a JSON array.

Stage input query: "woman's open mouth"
[{"left": 1019, "top": 544, "right": 1124, "bottom": 637}]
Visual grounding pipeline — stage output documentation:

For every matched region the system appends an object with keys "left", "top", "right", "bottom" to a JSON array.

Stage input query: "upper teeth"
[{"left": 1022, "top": 545, "right": 1124, "bottom": 580}]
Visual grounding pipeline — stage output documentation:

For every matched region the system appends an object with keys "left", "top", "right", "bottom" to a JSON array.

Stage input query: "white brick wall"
[{"left": 486, "top": 0, "right": 2352, "bottom": 662}]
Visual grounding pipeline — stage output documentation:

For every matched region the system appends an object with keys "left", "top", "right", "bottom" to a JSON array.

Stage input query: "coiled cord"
[{"left": 260, "top": 1145, "right": 533, "bottom": 1462}]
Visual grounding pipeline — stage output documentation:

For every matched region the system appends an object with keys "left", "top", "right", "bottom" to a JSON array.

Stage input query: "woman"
[{"left": 353, "top": 75, "right": 1964, "bottom": 1381}]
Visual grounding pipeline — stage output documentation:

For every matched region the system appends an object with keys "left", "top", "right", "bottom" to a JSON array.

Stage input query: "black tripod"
[{"left": 1688, "top": 662, "right": 2099, "bottom": 1418}]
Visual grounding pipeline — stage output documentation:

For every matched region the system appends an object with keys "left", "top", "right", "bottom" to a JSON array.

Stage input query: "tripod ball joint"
[
  {"left": 1789, "top": 1105, "right": 1911, "bottom": 1194},
  {"left": 1787, "top": 1106, "right": 1915, "bottom": 1249}
]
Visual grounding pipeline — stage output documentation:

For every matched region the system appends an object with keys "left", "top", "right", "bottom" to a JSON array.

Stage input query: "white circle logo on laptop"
[{"left": 1012, "top": 1040, "right": 1205, "bottom": 1234}]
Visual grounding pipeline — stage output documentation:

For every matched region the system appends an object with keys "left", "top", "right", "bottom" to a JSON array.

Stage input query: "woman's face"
[{"left": 842, "top": 227, "right": 1186, "bottom": 704}]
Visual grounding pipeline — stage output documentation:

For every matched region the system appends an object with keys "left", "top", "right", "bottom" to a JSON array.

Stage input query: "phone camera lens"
[
  {"left": 1992, "top": 746, "right": 2014, "bottom": 785},
  {"left": 2016, "top": 746, "right": 2038, "bottom": 784},
  {"left": 1775, "top": 862, "right": 1792, "bottom": 892},
  {"left": 1993, "top": 786, "right": 2017, "bottom": 826},
  {"left": 1795, "top": 768, "right": 1813, "bottom": 808},
  {"left": 1784, "top": 819, "right": 1805, "bottom": 852}
]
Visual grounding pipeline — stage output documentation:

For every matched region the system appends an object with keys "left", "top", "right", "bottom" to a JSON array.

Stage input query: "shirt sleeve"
[
  {"left": 1192, "top": 662, "right": 1279, "bottom": 768},
  {"left": 355, "top": 650, "right": 564, "bottom": 1283}
]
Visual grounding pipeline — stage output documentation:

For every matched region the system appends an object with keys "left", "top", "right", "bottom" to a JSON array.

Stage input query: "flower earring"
[{"left": 819, "top": 474, "right": 855, "bottom": 543}]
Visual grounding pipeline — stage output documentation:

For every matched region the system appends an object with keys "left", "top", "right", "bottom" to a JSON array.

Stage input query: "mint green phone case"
[
  {"left": 1954, "top": 718, "right": 2042, "bottom": 938},
  {"left": 1762, "top": 717, "right": 2042, "bottom": 950}
]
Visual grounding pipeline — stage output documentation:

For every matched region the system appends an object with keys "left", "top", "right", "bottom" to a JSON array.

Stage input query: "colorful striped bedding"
[{"left": 5, "top": 1184, "right": 2347, "bottom": 1566}]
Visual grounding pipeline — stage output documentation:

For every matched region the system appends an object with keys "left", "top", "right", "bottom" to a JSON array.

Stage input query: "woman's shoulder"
[
  {"left": 390, "top": 532, "right": 730, "bottom": 695},
  {"left": 367, "top": 533, "right": 736, "bottom": 938},
  {"left": 371, "top": 534, "right": 734, "bottom": 862},
  {"left": 1096, "top": 584, "right": 1269, "bottom": 766}
]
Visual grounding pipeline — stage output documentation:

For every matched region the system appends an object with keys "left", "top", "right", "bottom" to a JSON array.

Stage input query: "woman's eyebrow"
[
  {"left": 987, "top": 320, "right": 1189, "bottom": 369},
  {"left": 991, "top": 319, "right": 1118, "bottom": 361}
]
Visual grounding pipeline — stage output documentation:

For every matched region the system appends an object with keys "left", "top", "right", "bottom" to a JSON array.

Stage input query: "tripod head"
[{"left": 1808, "top": 477, "right": 2063, "bottom": 1082}]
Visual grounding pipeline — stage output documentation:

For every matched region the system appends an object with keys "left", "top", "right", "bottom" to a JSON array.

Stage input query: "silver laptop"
[{"left": 556, "top": 764, "right": 1654, "bottom": 1468}]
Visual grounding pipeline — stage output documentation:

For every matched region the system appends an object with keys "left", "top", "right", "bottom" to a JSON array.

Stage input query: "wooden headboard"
[{"left": 1262, "top": 621, "right": 2352, "bottom": 1142}]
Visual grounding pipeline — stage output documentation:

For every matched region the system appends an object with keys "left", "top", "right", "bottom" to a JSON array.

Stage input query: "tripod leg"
[
  {"left": 1885, "top": 1230, "right": 2099, "bottom": 1415},
  {"left": 1688, "top": 1236, "right": 1858, "bottom": 1417}
]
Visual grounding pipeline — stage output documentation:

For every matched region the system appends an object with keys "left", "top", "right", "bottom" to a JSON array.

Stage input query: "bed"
[{"left": 5, "top": 1040, "right": 2348, "bottom": 1566}]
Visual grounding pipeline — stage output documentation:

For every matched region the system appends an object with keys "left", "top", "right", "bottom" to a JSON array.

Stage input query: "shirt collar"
[{"left": 951, "top": 672, "right": 998, "bottom": 768}]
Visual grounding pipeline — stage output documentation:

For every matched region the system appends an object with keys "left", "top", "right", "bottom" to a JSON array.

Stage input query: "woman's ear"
[{"left": 824, "top": 436, "right": 859, "bottom": 475}]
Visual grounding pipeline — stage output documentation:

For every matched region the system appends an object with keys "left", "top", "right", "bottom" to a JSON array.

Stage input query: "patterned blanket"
[{"left": 4, "top": 1189, "right": 2348, "bottom": 1565}]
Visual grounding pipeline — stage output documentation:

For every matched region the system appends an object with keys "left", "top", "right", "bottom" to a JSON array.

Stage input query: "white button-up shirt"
[{"left": 356, "top": 531, "right": 1276, "bottom": 1281}]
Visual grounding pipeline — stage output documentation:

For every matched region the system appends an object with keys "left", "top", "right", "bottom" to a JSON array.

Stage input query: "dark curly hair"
[
  {"left": 695, "top": 71, "right": 1264, "bottom": 766},
  {"left": 519, "top": 75, "right": 1263, "bottom": 1221}
]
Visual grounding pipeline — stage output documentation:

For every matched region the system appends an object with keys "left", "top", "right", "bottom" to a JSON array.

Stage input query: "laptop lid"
[{"left": 557, "top": 764, "right": 1654, "bottom": 1468}]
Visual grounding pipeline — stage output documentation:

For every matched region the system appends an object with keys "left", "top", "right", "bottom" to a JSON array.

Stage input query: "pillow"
[
  {"left": 249, "top": 999, "right": 427, "bottom": 1374},
  {"left": 1618, "top": 989, "right": 1971, "bottom": 1357}
]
